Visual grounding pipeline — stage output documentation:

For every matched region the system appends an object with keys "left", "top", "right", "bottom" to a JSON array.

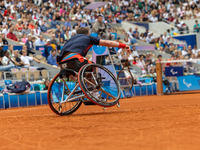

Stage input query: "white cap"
[
  {"left": 148, "top": 33, "right": 151, "bottom": 36},
  {"left": 47, "top": 39, "right": 51, "bottom": 42},
  {"left": 81, "top": 11, "right": 84, "bottom": 14},
  {"left": 177, "top": 24, "right": 181, "bottom": 27},
  {"left": 180, "top": 21, "right": 184, "bottom": 24},
  {"left": 17, "top": 19, "right": 21, "bottom": 22},
  {"left": 11, "top": 10, "right": 16, "bottom": 14}
]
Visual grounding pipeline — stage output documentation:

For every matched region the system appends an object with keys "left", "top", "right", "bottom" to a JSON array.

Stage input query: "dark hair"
[
  {"left": 76, "top": 27, "right": 89, "bottom": 35},
  {"left": 52, "top": 49, "right": 56, "bottom": 53},
  {"left": 157, "top": 54, "right": 162, "bottom": 58},
  {"left": 3, "top": 50, "right": 8, "bottom": 55}
]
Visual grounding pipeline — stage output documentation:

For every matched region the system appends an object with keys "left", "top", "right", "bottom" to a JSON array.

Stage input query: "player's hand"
[{"left": 125, "top": 45, "right": 131, "bottom": 54}]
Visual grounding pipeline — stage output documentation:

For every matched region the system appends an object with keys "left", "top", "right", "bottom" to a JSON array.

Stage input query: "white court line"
[{"left": 0, "top": 105, "right": 199, "bottom": 119}]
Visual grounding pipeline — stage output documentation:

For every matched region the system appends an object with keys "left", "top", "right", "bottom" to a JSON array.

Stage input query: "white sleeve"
[
  {"left": 28, "top": 56, "right": 33, "bottom": 61},
  {"left": 2, "top": 57, "right": 8, "bottom": 65}
]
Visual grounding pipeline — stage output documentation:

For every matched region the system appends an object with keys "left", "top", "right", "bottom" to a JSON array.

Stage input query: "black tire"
[
  {"left": 78, "top": 64, "right": 121, "bottom": 107},
  {"left": 48, "top": 73, "right": 82, "bottom": 116},
  {"left": 117, "top": 60, "right": 134, "bottom": 91}
]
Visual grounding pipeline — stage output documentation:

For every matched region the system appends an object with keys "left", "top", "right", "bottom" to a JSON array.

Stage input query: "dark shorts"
[{"left": 59, "top": 53, "right": 92, "bottom": 72}]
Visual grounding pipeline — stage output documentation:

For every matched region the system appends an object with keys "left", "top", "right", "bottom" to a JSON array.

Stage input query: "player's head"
[{"left": 77, "top": 27, "right": 90, "bottom": 35}]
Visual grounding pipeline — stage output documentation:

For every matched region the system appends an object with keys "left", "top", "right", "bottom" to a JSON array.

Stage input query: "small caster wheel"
[
  {"left": 117, "top": 102, "right": 120, "bottom": 108},
  {"left": 103, "top": 107, "right": 106, "bottom": 110},
  {"left": 58, "top": 105, "right": 62, "bottom": 113}
]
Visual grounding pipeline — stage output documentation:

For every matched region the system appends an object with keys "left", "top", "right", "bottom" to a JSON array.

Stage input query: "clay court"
[{"left": 0, "top": 93, "right": 200, "bottom": 150}]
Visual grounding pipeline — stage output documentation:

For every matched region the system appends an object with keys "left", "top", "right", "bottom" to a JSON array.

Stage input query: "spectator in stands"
[
  {"left": 25, "top": 35, "right": 34, "bottom": 56},
  {"left": 58, "top": 37, "right": 65, "bottom": 45},
  {"left": 7, "top": 28, "right": 18, "bottom": 42},
  {"left": 33, "top": 24, "right": 41, "bottom": 37},
  {"left": 150, "top": 13, "right": 158, "bottom": 22},
  {"left": 15, "top": 19, "right": 23, "bottom": 34},
  {"left": 20, "top": 50, "right": 40, "bottom": 68},
  {"left": 22, "top": 24, "right": 30, "bottom": 35},
  {"left": 64, "top": 30, "right": 71, "bottom": 41},
  {"left": 7, "top": 19, "right": 12, "bottom": 29},
  {"left": 35, "top": 35, "right": 45, "bottom": 46},
  {"left": 28, "top": 20, "right": 35, "bottom": 29},
  {"left": 64, "top": 18, "right": 71, "bottom": 28},
  {"left": 133, "top": 27, "right": 139, "bottom": 36},
  {"left": 192, "top": 45, "right": 199, "bottom": 56},
  {"left": 93, "top": 15, "right": 115, "bottom": 40},
  {"left": 21, "top": 34, "right": 28, "bottom": 44},
  {"left": 7, "top": 45, "right": 13, "bottom": 57},
  {"left": 51, "top": 15, "right": 60, "bottom": 29},
  {"left": 0, "top": 56, "right": 13, "bottom": 71},
  {"left": 3, "top": 6, "right": 11, "bottom": 17},
  {"left": 2, "top": 50, "right": 18, "bottom": 69},
  {"left": 13, "top": 50, "right": 25, "bottom": 67},
  {"left": 137, "top": 54, "right": 148, "bottom": 74},
  {"left": 182, "top": 46, "right": 188, "bottom": 56},
  {"left": 47, "top": 49, "right": 58, "bottom": 67},
  {"left": 0, "top": 45, "right": 4, "bottom": 57},
  {"left": 28, "top": 29, "right": 38, "bottom": 39},
  {"left": 40, "top": 21, "right": 53, "bottom": 34},
  {"left": 43, "top": 79, "right": 50, "bottom": 90},
  {"left": 46, "top": 39, "right": 51, "bottom": 46},
  {"left": 143, "top": 29, "right": 149, "bottom": 37},
  {"left": 194, "top": 20, "right": 200, "bottom": 33},
  {"left": 50, "top": 34, "right": 58, "bottom": 46},
  {"left": 132, "top": 46, "right": 139, "bottom": 57},
  {"left": 2, "top": 25, "right": 9, "bottom": 37},
  {"left": 2, "top": 33, "right": 8, "bottom": 45}
]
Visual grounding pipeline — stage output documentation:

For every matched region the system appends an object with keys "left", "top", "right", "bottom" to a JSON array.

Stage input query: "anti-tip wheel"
[{"left": 117, "top": 102, "right": 120, "bottom": 108}]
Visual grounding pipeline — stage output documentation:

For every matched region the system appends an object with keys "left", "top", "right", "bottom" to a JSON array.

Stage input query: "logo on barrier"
[
  {"left": 61, "top": 63, "right": 67, "bottom": 69},
  {"left": 170, "top": 69, "right": 178, "bottom": 75},
  {"left": 183, "top": 79, "right": 192, "bottom": 88},
  {"left": 93, "top": 45, "right": 106, "bottom": 55},
  {"left": 165, "top": 67, "right": 183, "bottom": 76}
]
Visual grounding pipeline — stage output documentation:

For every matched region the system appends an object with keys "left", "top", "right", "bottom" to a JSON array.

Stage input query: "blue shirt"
[
  {"left": 47, "top": 54, "right": 58, "bottom": 66},
  {"left": 80, "top": 23, "right": 86, "bottom": 27},
  {"left": 60, "top": 34, "right": 100, "bottom": 57},
  {"left": 64, "top": 21, "right": 71, "bottom": 28},
  {"left": 35, "top": 39, "right": 46, "bottom": 46}
]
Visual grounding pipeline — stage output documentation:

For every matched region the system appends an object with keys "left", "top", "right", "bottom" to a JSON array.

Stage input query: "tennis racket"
[{"left": 117, "top": 49, "right": 134, "bottom": 91}]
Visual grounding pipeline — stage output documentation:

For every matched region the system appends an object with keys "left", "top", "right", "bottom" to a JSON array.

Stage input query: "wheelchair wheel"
[
  {"left": 78, "top": 64, "right": 121, "bottom": 107},
  {"left": 48, "top": 73, "right": 82, "bottom": 116}
]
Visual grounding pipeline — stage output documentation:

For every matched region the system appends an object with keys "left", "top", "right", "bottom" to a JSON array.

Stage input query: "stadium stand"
[{"left": 1, "top": 0, "right": 200, "bottom": 108}]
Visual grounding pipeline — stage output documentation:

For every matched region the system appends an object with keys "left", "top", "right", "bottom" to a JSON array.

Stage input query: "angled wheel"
[
  {"left": 117, "top": 60, "right": 134, "bottom": 91},
  {"left": 48, "top": 73, "right": 82, "bottom": 116},
  {"left": 78, "top": 64, "right": 121, "bottom": 107}
]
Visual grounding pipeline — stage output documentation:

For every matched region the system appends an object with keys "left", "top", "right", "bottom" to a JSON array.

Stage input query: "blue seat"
[
  {"left": 4, "top": 80, "right": 12, "bottom": 85},
  {"left": 111, "top": 33, "right": 117, "bottom": 40}
]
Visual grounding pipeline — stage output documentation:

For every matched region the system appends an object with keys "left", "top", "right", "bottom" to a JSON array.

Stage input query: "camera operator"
[{"left": 93, "top": 15, "right": 115, "bottom": 40}]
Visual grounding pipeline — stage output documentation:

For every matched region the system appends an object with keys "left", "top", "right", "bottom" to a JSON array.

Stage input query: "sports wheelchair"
[{"left": 47, "top": 56, "right": 121, "bottom": 116}]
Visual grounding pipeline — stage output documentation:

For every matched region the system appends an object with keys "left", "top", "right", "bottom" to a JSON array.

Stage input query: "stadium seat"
[
  {"left": 4, "top": 80, "right": 12, "bottom": 85},
  {"left": 20, "top": 68, "right": 28, "bottom": 81},
  {"left": 28, "top": 68, "right": 40, "bottom": 81},
  {"left": 41, "top": 70, "right": 48, "bottom": 79},
  {"left": 11, "top": 68, "right": 19, "bottom": 80}
]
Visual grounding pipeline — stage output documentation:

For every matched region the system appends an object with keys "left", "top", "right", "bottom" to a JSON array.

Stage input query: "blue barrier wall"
[{"left": 173, "top": 34, "right": 196, "bottom": 48}]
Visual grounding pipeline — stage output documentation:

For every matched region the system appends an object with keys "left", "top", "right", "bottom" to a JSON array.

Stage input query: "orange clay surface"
[{"left": 1, "top": 93, "right": 200, "bottom": 150}]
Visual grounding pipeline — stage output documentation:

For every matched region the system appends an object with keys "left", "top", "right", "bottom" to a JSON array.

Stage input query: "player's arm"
[{"left": 99, "top": 39, "right": 130, "bottom": 51}]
